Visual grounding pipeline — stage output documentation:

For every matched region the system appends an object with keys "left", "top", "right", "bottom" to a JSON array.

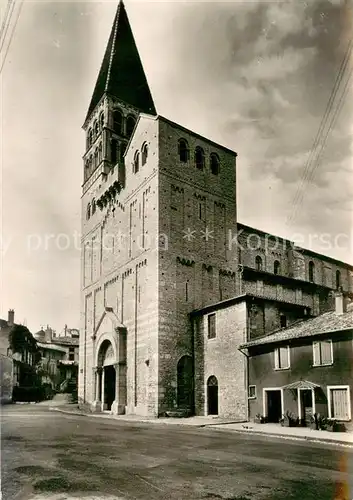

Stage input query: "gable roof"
[
  {"left": 240, "top": 309, "right": 353, "bottom": 349},
  {"left": 85, "top": 0, "right": 156, "bottom": 124}
]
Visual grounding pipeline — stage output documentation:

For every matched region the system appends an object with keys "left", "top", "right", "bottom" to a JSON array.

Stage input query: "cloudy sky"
[{"left": 1, "top": 0, "right": 352, "bottom": 332}]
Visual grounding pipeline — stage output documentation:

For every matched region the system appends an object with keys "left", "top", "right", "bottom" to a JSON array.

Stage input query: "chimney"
[
  {"left": 335, "top": 292, "right": 347, "bottom": 315},
  {"left": 8, "top": 309, "right": 14, "bottom": 326}
]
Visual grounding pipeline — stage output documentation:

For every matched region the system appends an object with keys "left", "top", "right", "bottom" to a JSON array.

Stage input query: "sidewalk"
[
  {"left": 50, "top": 404, "right": 353, "bottom": 447},
  {"left": 211, "top": 421, "right": 353, "bottom": 447}
]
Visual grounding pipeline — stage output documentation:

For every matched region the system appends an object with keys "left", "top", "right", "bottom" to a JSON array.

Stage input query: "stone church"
[{"left": 78, "top": 1, "right": 353, "bottom": 419}]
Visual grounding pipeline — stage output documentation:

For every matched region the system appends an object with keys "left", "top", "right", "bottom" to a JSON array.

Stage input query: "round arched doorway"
[
  {"left": 177, "top": 355, "right": 194, "bottom": 413},
  {"left": 97, "top": 340, "right": 116, "bottom": 411},
  {"left": 207, "top": 375, "right": 218, "bottom": 415}
]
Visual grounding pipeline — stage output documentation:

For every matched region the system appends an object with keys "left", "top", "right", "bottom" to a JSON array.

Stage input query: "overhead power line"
[
  {"left": 286, "top": 37, "right": 353, "bottom": 226},
  {"left": 0, "top": 0, "right": 16, "bottom": 53},
  {"left": 0, "top": 0, "right": 23, "bottom": 74}
]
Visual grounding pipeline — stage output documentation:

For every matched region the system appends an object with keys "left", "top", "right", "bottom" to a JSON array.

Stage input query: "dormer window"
[
  {"left": 210, "top": 153, "right": 220, "bottom": 175},
  {"left": 133, "top": 151, "right": 140, "bottom": 174},
  {"left": 195, "top": 146, "right": 205, "bottom": 170},
  {"left": 126, "top": 116, "right": 136, "bottom": 137},
  {"left": 178, "top": 139, "right": 189, "bottom": 163},
  {"left": 141, "top": 142, "right": 148, "bottom": 166},
  {"left": 113, "top": 110, "right": 123, "bottom": 135}
]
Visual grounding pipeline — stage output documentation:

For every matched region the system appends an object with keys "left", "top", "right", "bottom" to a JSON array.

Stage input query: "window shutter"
[
  {"left": 274, "top": 348, "right": 279, "bottom": 369},
  {"left": 313, "top": 341, "right": 320, "bottom": 365},
  {"left": 279, "top": 346, "right": 289, "bottom": 368},
  {"left": 321, "top": 340, "right": 332, "bottom": 365}
]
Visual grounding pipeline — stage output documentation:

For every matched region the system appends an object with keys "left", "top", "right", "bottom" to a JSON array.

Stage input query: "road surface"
[{"left": 1, "top": 404, "right": 352, "bottom": 500}]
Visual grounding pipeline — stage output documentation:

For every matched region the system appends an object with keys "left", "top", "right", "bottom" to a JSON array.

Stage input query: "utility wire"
[
  {"left": 0, "top": 0, "right": 14, "bottom": 41},
  {"left": 286, "top": 37, "right": 353, "bottom": 225},
  {"left": 0, "top": 0, "right": 23, "bottom": 74},
  {"left": 288, "top": 63, "right": 352, "bottom": 225},
  {"left": 0, "top": 0, "right": 16, "bottom": 54}
]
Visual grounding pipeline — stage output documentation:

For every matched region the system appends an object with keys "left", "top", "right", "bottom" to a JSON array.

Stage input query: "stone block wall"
[{"left": 194, "top": 300, "right": 248, "bottom": 419}]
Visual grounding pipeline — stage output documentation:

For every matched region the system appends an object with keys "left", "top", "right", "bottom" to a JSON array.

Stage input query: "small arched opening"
[
  {"left": 195, "top": 146, "right": 205, "bottom": 170},
  {"left": 113, "top": 110, "right": 123, "bottom": 135},
  {"left": 207, "top": 375, "right": 218, "bottom": 415},
  {"left": 178, "top": 139, "right": 189, "bottom": 163},
  {"left": 336, "top": 270, "right": 341, "bottom": 290},
  {"left": 274, "top": 260, "right": 280, "bottom": 275},
  {"left": 308, "top": 261, "right": 315, "bottom": 283},
  {"left": 141, "top": 142, "right": 148, "bottom": 166},
  {"left": 210, "top": 153, "right": 220, "bottom": 175},
  {"left": 126, "top": 116, "right": 136, "bottom": 137},
  {"left": 255, "top": 255, "right": 263, "bottom": 271}
]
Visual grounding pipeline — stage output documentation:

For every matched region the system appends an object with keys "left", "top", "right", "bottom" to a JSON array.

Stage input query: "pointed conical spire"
[{"left": 85, "top": 1, "right": 156, "bottom": 123}]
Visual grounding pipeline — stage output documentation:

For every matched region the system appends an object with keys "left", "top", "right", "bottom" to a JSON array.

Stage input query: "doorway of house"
[
  {"left": 300, "top": 389, "right": 313, "bottom": 426},
  {"left": 207, "top": 376, "right": 218, "bottom": 415},
  {"left": 266, "top": 390, "right": 282, "bottom": 422},
  {"left": 104, "top": 365, "right": 116, "bottom": 411}
]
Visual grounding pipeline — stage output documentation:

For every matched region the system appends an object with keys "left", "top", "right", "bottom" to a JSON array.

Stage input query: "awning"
[{"left": 282, "top": 380, "right": 320, "bottom": 390}]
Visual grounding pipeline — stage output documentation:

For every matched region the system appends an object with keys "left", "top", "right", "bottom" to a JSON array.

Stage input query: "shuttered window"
[
  {"left": 329, "top": 387, "right": 350, "bottom": 420},
  {"left": 313, "top": 340, "right": 333, "bottom": 366},
  {"left": 274, "top": 346, "right": 290, "bottom": 369}
]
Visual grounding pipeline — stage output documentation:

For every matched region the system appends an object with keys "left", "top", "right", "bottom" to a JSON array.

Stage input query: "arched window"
[
  {"left": 255, "top": 255, "right": 263, "bottom": 271},
  {"left": 178, "top": 139, "right": 189, "bottom": 163},
  {"left": 336, "top": 270, "right": 341, "bottom": 290},
  {"left": 111, "top": 139, "right": 118, "bottom": 164},
  {"left": 126, "top": 116, "right": 136, "bottom": 137},
  {"left": 308, "top": 261, "right": 315, "bottom": 282},
  {"left": 98, "top": 142, "right": 103, "bottom": 163},
  {"left": 210, "top": 153, "right": 220, "bottom": 175},
  {"left": 100, "top": 112, "right": 104, "bottom": 130},
  {"left": 94, "top": 148, "right": 99, "bottom": 168},
  {"left": 141, "top": 142, "right": 148, "bottom": 166},
  {"left": 86, "top": 203, "right": 91, "bottom": 220},
  {"left": 274, "top": 260, "right": 280, "bottom": 275},
  {"left": 92, "top": 198, "right": 96, "bottom": 215},
  {"left": 88, "top": 128, "right": 93, "bottom": 147},
  {"left": 120, "top": 142, "right": 126, "bottom": 162},
  {"left": 195, "top": 146, "right": 205, "bottom": 170},
  {"left": 113, "top": 110, "right": 123, "bottom": 135},
  {"left": 94, "top": 120, "right": 99, "bottom": 138},
  {"left": 89, "top": 154, "right": 93, "bottom": 171},
  {"left": 133, "top": 151, "right": 140, "bottom": 174}
]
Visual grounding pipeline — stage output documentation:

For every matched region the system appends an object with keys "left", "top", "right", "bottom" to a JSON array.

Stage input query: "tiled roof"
[
  {"left": 51, "top": 337, "right": 79, "bottom": 346},
  {"left": 240, "top": 309, "right": 353, "bottom": 348}
]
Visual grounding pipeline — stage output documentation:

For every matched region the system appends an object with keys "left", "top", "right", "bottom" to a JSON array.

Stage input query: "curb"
[
  {"left": 50, "top": 407, "right": 353, "bottom": 447},
  {"left": 209, "top": 426, "right": 353, "bottom": 448}
]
